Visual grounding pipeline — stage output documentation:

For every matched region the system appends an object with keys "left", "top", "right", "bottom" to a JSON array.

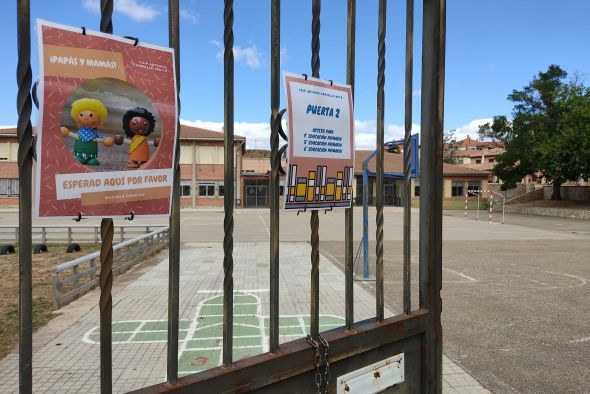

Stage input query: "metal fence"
[
  {"left": 15, "top": 0, "right": 445, "bottom": 392},
  {"left": 0, "top": 224, "right": 166, "bottom": 245},
  {"left": 52, "top": 227, "right": 169, "bottom": 309}
]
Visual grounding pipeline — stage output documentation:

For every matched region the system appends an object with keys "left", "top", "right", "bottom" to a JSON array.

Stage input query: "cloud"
[
  {"left": 280, "top": 46, "right": 288, "bottom": 64},
  {"left": 412, "top": 88, "right": 421, "bottom": 97},
  {"left": 353, "top": 120, "right": 420, "bottom": 150},
  {"left": 450, "top": 118, "right": 493, "bottom": 140},
  {"left": 82, "top": 0, "right": 160, "bottom": 22},
  {"left": 180, "top": 9, "right": 199, "bottom": 24},
  {"left": 211, "top": 41, "right": 263, "bottom": 70}
]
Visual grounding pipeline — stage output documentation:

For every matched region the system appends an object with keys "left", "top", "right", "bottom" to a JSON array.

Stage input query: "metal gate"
[{"left": 15, "top": 0, "right": 445, "bottom": 392}]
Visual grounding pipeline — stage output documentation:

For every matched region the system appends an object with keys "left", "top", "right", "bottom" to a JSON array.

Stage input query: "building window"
[
  {"left": 456, "top": 158, "right": 464, "bottom": 164},
  {"left": 451, "top": 181, "right": 464, "bottom": 197},
  {"left": 467, "top": 181, "right": 481, "bottom": 196},
  {"left": 199, "top": 183, "right": 216, "bottom": 197},
  {"left": 489, "top": 158, "right": 495, "bottom": 163},
  {"left": 475, "top": 159, "right": 482, "bottom": 164},
  {"left": 414, "top": 186, "right": 420, "bottom": 197},
  {"left": 279, "top": 186, "right": 285, "bottom": 196},
  {"left": 218, "top": 184, "right": 225, "bottom": 197},
  {"left": 0, "top": 179, "right": 19, "bottom": 197}
]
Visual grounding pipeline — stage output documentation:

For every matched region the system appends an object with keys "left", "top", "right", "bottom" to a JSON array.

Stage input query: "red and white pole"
[{"left": 464, "top": 191, "right": 468, "bottom": 221}]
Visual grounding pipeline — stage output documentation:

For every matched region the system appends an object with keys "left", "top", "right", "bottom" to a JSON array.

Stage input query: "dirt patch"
[{"left": 0, "top": 244, "right": 99, "bottom": 358}]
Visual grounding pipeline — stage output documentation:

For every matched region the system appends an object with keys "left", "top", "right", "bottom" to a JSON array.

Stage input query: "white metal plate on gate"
[{"left": 337, "top": 353, "right": 404, "bottom": 393}]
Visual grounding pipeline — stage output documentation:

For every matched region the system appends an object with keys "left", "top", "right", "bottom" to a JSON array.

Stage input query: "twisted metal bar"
[
  {"left": 167, "top": 0, "right": 181, "bottom": 383},
  {"left": 99, "top": 218, "right": 113, "bottom": 394},
  {"left": 269, "top": 0, "right": 281, "bottom": 354},
  {"left": 98, "top": 5, "right": 114, "bottom": 391},
  {"left": 375, "top": 0, "right": 386, "bottom": 322},
  {"left": 344, "top": 0, "right": 356, "bottom": 331},
  {"left": 309, "top": 0, "right": 321, "bottom": 339},
  {"left": 100, "top": 0, "right": 113, "bottom": 34},
  {"left": 403, "top": 0, "right": 414, "bottom": 315},
  {"left": 16, "top": 0, "right": 33, "bottom": 391},
  {"left": 223, "top": 0, "right": 235, "bottom": 367}
]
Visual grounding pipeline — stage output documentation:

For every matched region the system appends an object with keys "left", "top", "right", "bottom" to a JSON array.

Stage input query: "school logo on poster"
[
  {"left": 283, "top": 73, "right": 355, "bottom": 211},
  {"left": 35, "top": 20, "right": 178, "bottom": 218}
]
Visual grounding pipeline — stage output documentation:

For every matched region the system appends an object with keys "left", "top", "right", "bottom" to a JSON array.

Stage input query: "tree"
[
  {"left": 442, "top": 130, "right": 459, "bottom": 164},
  {"left": 479, "top": 65, "right": 590, "bottom": 199}
]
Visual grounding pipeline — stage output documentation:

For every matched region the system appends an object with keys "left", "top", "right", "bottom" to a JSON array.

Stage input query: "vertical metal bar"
[
  {"left": 98, "top": 6, "right": 114, "bottom": 391},
  {"left": 403, "top": 0, "right": 414, "bottom": 314},
  {"left": 223, "top": 0, "right": 235, "bottom": 366},
  {"left": 99, "top": 218, "right": 113, "bottom": 394},
  {"left": 375, "top": 0, "right": 386, "bottom": 322},
  {"left": 167, "top": 0, "right": 181, "bottom": 383},
  {"left": 100, "top": 0, "right": 113, "bottom": 34},
  {"left": 344, "top": 0, "right": 356, "bottom": 330},
  {"left": 309, "top": 0, "right": 321, "bottom": 339},
  {"left": 419, "top": 0, "right": 445, "bottom": 391},
  {"left": 269, "top": 0, "right": 281, "bottom": 353},
  {"left": 362, "top": 162, "right": 369, "bottom": 278},
  {"left": 16, "top": 0, "right": 33, "bottom": 391}
]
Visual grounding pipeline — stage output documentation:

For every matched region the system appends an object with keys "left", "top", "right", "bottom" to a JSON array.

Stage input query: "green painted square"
[
  {"left": 234, "top": 294, "right": 257, "bottom": 303},
  {"left": 195, "top": 324, "right": 223, "bottom": 338},
  {"left": 133, "top": 331, "right": 168, "bottom": 342},
  {"left": 88, "top": 332, "right": 132, "bottom": 343},
  {"left": 234, "top": 316, "right": 260, "bottom": 326},
  {"left": 233, "top": 325, "right": 260, "bottom": 336},
  {"left": 197, "top": 315, "right": 223, "bottom": 326},
  {"left": 142, "top": 321, "right": 168, "bottom": 331},
  {"left": 278, "top": 317, "right": 301, "bottom": 326},
  {"left": 234, "top": 304, "right": 257, "bottom": 314},
  {"left": 179, "top": 320, "right": 191, "bottom": 329},
  {"left": 233, "top": 347, "right": 263, "bottom": 361},
  {"left": 200, "top": 304, "right": 223, "bottom": 316},
  {"left": 179, "top": 349, "right": 221, "bottom": 373},
  {"left": 112, "top": 322, "right": 141, "bottom": 332},
  {"left": 234, "top": 337, "right": 263, "bottom": 347},
  {"left": 186, "top": 338, "right": 221, "bottom": 349}
]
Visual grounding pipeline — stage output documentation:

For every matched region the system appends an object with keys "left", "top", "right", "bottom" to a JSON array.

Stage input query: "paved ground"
[
  {"left": 0, "top": 207, "right": 588, "bottom": 393},
  {"left": 0, "top": 240, "right": 487, "bottom": 393}
]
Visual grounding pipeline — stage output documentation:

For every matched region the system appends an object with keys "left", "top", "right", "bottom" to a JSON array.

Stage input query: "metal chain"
[
  {"left": 318, "top": 334, "right": 330, "bottom": 393},
  {"left": 307, "top": 335, "right": 322, "bottom": 393}
]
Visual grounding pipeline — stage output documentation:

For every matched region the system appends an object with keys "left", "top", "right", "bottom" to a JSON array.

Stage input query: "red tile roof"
[{"left": 355, "top": 149, "right": 489, "bottom": 177}]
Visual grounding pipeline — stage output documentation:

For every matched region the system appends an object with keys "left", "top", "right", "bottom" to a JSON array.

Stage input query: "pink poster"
[{"left": 35, "top": 21, "right": 178, "bottom": 219}]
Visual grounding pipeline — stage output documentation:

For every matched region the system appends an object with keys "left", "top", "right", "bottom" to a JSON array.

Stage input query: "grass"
[{"left": 0, "top": 243, "right": 100, "bottom": 358}]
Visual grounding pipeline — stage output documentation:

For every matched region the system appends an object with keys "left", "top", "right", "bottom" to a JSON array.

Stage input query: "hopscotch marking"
[{"left": 82, "top": 291, "right": 344, "bottom": 376}]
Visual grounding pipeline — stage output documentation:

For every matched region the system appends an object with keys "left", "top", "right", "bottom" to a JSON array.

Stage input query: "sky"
[{"left": 1, "top": 0, "right": 590, "bottom": 149}]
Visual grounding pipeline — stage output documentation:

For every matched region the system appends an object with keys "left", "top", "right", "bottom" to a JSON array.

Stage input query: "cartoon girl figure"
[
  {"left": 60, "top": 98, "right": 114, "bottom": 166},
  {"left": 119, "top": 107, "right": 159, "bottom": 168}
]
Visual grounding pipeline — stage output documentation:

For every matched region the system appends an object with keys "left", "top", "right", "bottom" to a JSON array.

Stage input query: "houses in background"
[{"left": 1, "top": 125, "right": 493, "bottom": 208}]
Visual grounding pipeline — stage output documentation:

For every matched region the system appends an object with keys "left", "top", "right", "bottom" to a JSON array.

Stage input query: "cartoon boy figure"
[
  {"left": 61, "top": 98, "right": 113, "bottom": 165},
  {"left": 118, "top": 107, "right": 159, "bottom": 168}
]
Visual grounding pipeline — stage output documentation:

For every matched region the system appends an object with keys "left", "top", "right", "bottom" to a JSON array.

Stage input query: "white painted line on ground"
[
  {"left": 442, "top": 267, "right": 478, "bottom": 282},
  {"left": 258, "top": 213, "right": 271, "bottom": 237},
  {"left": 569, "top": 337, "right": 590, "bottom": 344}
]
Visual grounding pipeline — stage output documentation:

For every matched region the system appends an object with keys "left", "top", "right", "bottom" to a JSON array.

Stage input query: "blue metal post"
[{"left": 362, "top": 160, "right": 369, "bottom": 278}]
